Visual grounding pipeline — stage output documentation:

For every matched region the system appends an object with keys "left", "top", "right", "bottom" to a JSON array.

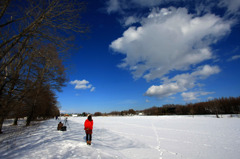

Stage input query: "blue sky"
[{"left": 57, "top": 0, "right": 240, "bottom": 113}]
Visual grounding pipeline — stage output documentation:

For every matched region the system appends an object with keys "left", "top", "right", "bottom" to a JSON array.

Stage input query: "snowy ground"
[{"left": 0, "top": 115, "right": 240, "bottom": 159}]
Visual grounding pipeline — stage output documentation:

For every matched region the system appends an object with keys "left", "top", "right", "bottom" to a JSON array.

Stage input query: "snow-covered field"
[{"left": 0, "top": 115, "right": 240, "bottom": 159}]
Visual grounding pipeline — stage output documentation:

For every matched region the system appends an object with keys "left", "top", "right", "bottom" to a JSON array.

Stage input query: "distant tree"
[
  {"left": 128, "top": 109, "right": 136, "bottom": 115},
  {"left": 109, "top": 111, "right": 121, "bottom": 116},
  {"left": 94, "top": 112, "right": 102, "bottom": 116},
  {"left": 190, "top": 107, "right": 195, "bottom": 117},
  {"left": 82, "top": 112, "right": 87, "bottom": 116},
  {"left": 176, "top": 105, "right": 189, "bottom": 115},
  {"left": 210, "top": 99, "right": 221, "bottom": 118}
]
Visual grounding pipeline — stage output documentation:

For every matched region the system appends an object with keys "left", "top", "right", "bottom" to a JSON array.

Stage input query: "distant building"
[{"left": 72, "top": 114, "right": 78, "bottom": 117}]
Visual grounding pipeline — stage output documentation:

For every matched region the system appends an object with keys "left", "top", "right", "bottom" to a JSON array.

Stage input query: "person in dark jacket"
[
  {"left": 84, "top": 114, "right": 93, "bottom": 145},
  {"left": 57, "top": 122, "right": 63, "bottom": 130}
]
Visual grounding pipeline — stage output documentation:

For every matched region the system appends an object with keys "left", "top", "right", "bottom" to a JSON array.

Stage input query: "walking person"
[{"left": 84, "top": 114, "right": 93, "bottom": 145}]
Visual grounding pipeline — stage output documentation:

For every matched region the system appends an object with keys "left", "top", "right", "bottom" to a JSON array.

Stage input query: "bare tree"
[
  {"left": 24, "top": 44, "right": 66, "bottom": 126},
  {"left": 0, "top": 0, "right": 88, "bottom": 133}
]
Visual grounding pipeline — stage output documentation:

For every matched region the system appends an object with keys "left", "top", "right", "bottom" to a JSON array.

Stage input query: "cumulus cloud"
[
  {"left": 145, "top": 65, "right": 220, "bottom": 98},
  {"left": 110, "top": 7, "right": 231, "bottom": 81},
  {"left": 181, "top": 91, "right": 215, "bottom": 101},
  {"left": 145, "top": 83, "right": 185, "bottom": 98},
  {"left": 70, "top": 80, "right": 95, "bottom": 92},
  {"left": 181, "top": 92, "right": 198, "bottom": 101},
  {"left": 191, "top": 65, "right": 221, "bottom": 78},
  {"left": 107, "top": 0, "right": 238, "bottom": 101}
]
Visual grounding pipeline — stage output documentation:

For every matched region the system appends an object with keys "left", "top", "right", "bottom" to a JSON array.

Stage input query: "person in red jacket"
[{"left": 84, "top": 114, "right": 93, "bottom": 145}]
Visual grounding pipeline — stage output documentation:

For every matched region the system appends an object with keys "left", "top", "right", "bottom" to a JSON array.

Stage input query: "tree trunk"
[
  {"left": 0, "top": 116, "right": 4, "bottom": 134},
  {"left": 26, "top": 114, "right": 32, "bottom": 126},
  {"left": 13, "top": 117, "right": 18, "bottom": 125},
  {"left": 215, "top": 108, "right": 219, "bottom": 118},
  {"left": 26, "top": 99, "right": 37, "bottom": 126}
]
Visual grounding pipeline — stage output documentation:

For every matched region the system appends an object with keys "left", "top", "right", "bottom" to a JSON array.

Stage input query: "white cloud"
[
  {"left": 145, "top": 65, "right": 220, "bottom": 98},
  {"left": 105, "top": 0, "right": 239, "bottom": 102},
  {"left": 123, "top": 16, "right": 140, "bottom": 26},
  {"left": 110, "top": 7, "right": 231, "bottom": 81},
  {"left": 106, "top": 0, "right": 122, "bottom": 14},
  {"left": 145, "top": 99, "right": 150, "bottom": 103},
  {"left": 106, "top": 0, "right": 240, "bottom": 14},
  {"left": 105, "top": 0, "right": 164, "bottom": 13},
  {"left": 70, "top": 79, "right": 95, "bottom": 92},
  {"left": 181, "top": 91, "right": 215, "bottom": 101},
  {"left": 228, "top": 54, "right": 240, "bottom": 61},
  {"left": 181, "top": 92, "right": 198, "bottom": 101},
  {"left": 90, "top": 87, "right": 96, "bottom": 92},
  {"left": 192, "top": 65, "right": 221, "bottom": 78},
  {"left": 218, "top": 0, "right": 240, "bottom": 15},
  {"left": 207, "top": 96, "right": 214, "bottom": 100},
  {"left": 145, "top": 83, "right": 185, "bottom": 98}
]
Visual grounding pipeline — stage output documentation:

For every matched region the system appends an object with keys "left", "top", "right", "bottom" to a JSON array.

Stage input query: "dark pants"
[{"left": 86, "top": 133, "right": 92, "bottom": 141}]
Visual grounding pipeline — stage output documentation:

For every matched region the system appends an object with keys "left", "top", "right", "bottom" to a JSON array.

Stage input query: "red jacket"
[{"left": 84, "top": 119, "right": 93, "bottom": 131}]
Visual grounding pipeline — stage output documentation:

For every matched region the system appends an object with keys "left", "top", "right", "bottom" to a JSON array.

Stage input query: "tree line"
[
  {"left": 93, "top": 96, "right": 240, "bottom": 117},
  {"left": 0, "top": 0, "right": 88, "bottom": 133}
]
